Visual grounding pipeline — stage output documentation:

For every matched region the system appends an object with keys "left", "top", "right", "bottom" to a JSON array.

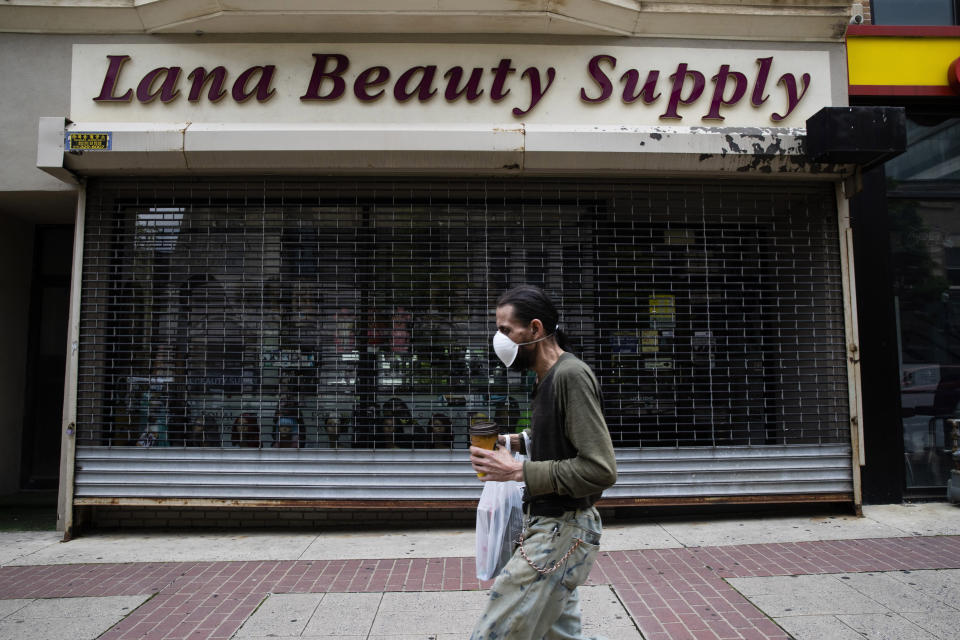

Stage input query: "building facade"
[
  {"left": 846, "top": 7, "right": 960, "bottom": 503},
  {"left": 0, "top": 1, "right": 865, "bottom": 534}
]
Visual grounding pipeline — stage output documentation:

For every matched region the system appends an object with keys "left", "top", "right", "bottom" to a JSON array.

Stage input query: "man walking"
[{"left": 470, "top": 284, "right": 617, "bottom": 640}]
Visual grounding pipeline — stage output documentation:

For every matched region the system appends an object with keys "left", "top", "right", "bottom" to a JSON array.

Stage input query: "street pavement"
[{"left": 0, "top": 502, "right": 958, "bottom": 640}]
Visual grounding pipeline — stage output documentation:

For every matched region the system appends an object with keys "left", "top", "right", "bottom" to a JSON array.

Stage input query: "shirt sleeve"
[
  {"left": 522, "top": 365, "right": 617, "bottom": 498},
  {"left": 516, "top": 429, "right": 530, "bottom": 456}
]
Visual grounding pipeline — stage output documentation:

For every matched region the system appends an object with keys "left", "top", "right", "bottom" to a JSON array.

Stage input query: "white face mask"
[{"left": 492, "top": 329, "right": 553, "bottom": 368}]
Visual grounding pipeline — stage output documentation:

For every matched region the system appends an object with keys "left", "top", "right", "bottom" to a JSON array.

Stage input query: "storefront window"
[
  {"left": 888, "top": 115, "right": 960, "bottom": 489},
  {"left": 871, "top": 0, "right": 957, "bottom": 25},
  {"left": 77, "top": 179, "right": 848, "bottom": 452}
]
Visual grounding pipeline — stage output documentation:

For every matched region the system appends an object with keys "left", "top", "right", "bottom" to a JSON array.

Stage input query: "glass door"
[{"left": 887, "top": 114, "right": 960, "bottom": 490}]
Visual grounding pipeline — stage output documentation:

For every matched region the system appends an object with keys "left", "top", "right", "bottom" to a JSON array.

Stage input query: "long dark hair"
[{"left": 496, "top": 285, "right": 572, "bottom": 351}]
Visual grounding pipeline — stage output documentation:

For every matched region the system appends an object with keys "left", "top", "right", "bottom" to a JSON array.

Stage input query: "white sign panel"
[{"left": 71, "top": 43, "right": 833, "bottom": 128}]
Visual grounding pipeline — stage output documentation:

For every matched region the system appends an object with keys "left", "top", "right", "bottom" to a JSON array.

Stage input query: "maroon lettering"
[
  {"left": 513, "top": 67, "right": 555, "bottom": 117},
  {"left": 490, "top": 59, "right": 516, "bottom": 102},
  {"left": 300, "top": 53, "right": 348, "bottom": 101},
  {"left": 94, "top": 54, "right": 134, "bottom": 102},
  {"left": 187, "top": 67, "right": 228, "bottom": 102},
  {"left": 704, "top": 64, "right": 747, "bottom": 121},
  {"left": 581, "top": 54, "right": 615, "bottom": 103},
  {"left": 661, "top": 63, "right": 705, "bottom": 120},
  {"left": 394, "top": 66, "right": 438, "bottom": 102},
  {"left": 772, "top": 72, "right": 811, "bottom": 121},
  {"left": 232, "top": 65, "right": 276, "bottom": 102},
  {"left": 87, "top": 50, "right": 812, "bottom": 123},
  {"left": 354, "top": 66, "right": 390, "bottom": 101},
  {"left": 752, "top": 57, "right": 773, "bottom": 107},
  {"left": 137, "top": 67, "right": 181, "bottom": 103},
  {"left": 443, "top": 66, "right": 485, "bottom": 102},
  {"left": 621, "top": 69, "right": 660, "bottom": 104}
]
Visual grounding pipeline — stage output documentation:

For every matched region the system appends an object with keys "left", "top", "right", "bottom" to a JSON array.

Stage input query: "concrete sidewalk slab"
[
  {"left": 903, "top": 610, "right": 960, "bottom": 639},
  {"left": 0, "top": 594, "right": 150, "bottom": 640},
  {"left": 232, "top": 592, "right": 320, "bottom": 638},
  {"left": 0, "top": 531, "right": 61, "bottom": 566},
  {"left": 770, "top": 614, "right": 868, "bottom": 640},
  {"left": 839, "top": 572, "right": 948, "bottom": 612},
  {"left": 4, "top": 531, "right": 320, "bottom": 566},
  {"left": 886, "top": 565, "right": 960, "bottom": 604},
  {"left": 298, "top": 529, "right": 477, "bottom": 561},
  {"left": 729, "top": 569, "right": 960, "bottom": 640},
  {"left": 0, "top": 600, "right": 29, "bottom": 620},
  {"left": 727, "top": 574, "right": 889, "bottom": 616},
  {"left": 233, "top": 585, "right": 642, "bottom": 640},
  {"left": 579, "top": 585, "right": 646, "bottom": 640},
  {"left": 308, "top": 592, "right": 383, "bottom": 636},
  {"left": 657, "top": 511, "right": 907, "bottom": 548},
  {"left": 863, "top": 503, "right": 960, "bottom": 536},
  {"left": 837, "top": 612, "right": 940, "bottom": 639},
  {"left": 653, "top": 503, "right": 960, "bottom": 550}
]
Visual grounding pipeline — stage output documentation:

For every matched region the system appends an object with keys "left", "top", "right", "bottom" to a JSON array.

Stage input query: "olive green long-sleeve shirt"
[{"left": 520, "top": 353, "right": 617, "bottom": 504}]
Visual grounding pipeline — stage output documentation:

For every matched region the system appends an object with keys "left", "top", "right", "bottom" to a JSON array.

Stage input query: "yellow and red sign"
[{"left": 847, "top": 25, "right": 960, "bottom": 97}]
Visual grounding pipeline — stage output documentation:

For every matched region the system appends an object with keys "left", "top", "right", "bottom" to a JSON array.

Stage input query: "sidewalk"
[{"left": 0, "top": 503, "right": 958, "bottom": 640}]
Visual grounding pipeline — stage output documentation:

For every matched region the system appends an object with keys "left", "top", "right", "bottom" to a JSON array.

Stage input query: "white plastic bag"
[{"left": 475, "top": 438, "right": 525, "bottom": 581}]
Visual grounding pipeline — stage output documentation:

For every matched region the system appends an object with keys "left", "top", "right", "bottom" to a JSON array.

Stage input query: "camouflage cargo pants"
[{"left": 470, "top": 506, "right": 607, "bottom": 640}]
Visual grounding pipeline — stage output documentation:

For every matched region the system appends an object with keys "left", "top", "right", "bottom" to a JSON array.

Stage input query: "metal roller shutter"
[{"left": 73, "top": 178, "right": 851, "bottom": 502}]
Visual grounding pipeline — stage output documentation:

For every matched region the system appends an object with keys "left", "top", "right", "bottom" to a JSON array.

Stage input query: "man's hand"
[{"left": 470, "top": 445, "right": 523, "bottom": 482}]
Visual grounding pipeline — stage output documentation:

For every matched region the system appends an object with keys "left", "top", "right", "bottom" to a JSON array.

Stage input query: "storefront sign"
[
  {"left": 72, "top": 44, "right": 832, "bottom": 127},
  {"left": 847, "top": 25, "right": 960, "bottom": 97}
]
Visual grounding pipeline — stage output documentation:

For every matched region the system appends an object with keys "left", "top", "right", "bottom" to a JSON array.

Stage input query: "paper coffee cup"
[{"left": 468, "top": 421, "right": 499, "bottom": 477}]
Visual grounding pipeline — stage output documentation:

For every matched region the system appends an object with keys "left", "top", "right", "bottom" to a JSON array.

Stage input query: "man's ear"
[{"left": 529, "top": 318, "right": 544, "bottom": 337}]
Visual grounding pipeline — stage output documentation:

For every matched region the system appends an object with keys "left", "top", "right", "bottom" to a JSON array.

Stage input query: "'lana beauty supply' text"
[{"left": 94, "top": 53, "right": 812, "bottom": 122}]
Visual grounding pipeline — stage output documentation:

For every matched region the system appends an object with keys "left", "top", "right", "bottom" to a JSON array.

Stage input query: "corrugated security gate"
[{"left": 73, "top": 178, "right": 852, "bottom": 504}]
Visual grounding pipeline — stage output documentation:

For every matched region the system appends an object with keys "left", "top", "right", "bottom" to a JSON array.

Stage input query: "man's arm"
[{"left": 522, "top": 367, "right": 617, "bottom": 498}]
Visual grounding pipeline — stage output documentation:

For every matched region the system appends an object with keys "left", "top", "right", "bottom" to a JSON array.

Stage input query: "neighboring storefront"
[
  {"left": 846, "top": 24, "right": 960, "bottom": 501},
  {"left": 3, "top": 3, "right": 871, "bottom": 531}
]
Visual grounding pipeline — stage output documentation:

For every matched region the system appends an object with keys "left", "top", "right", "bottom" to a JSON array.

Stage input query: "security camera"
[{"left": 851, "top": 3, "right": 864, "bottom": 24}]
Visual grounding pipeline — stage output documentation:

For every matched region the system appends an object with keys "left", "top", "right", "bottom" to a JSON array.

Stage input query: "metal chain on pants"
[{"left": 516, "top": 526, "right": 584, "bottom": 576}]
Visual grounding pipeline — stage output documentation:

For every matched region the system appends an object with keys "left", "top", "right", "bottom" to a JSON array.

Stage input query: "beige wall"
[
  {"left": 0, "top": 214, "right": 34, "bottom": 495},
  {"left": 0, "top": 34, "right": 78, "bottom": 495},
  {"left": 0, "top": 34, "right": 75, "bottom": 196}
]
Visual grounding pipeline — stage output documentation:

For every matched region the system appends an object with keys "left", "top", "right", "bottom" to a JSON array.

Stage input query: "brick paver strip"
[{"left": 1, "top": 535, "right": 958, "bottom": 640}]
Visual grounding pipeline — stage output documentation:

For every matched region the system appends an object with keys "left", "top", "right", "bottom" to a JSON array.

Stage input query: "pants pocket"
[{"left": 559, "top": 536, "right": 599, "bottom": 590}]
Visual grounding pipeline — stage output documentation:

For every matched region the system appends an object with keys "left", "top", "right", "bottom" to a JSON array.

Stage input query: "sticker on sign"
[{"left": 66, "top": 132, "right": 112, "bottom": 151}]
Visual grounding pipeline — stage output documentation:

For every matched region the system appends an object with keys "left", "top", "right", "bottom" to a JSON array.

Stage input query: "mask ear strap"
[{"left": 535, "top": 321, "right": 561, "bottom": 338}]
